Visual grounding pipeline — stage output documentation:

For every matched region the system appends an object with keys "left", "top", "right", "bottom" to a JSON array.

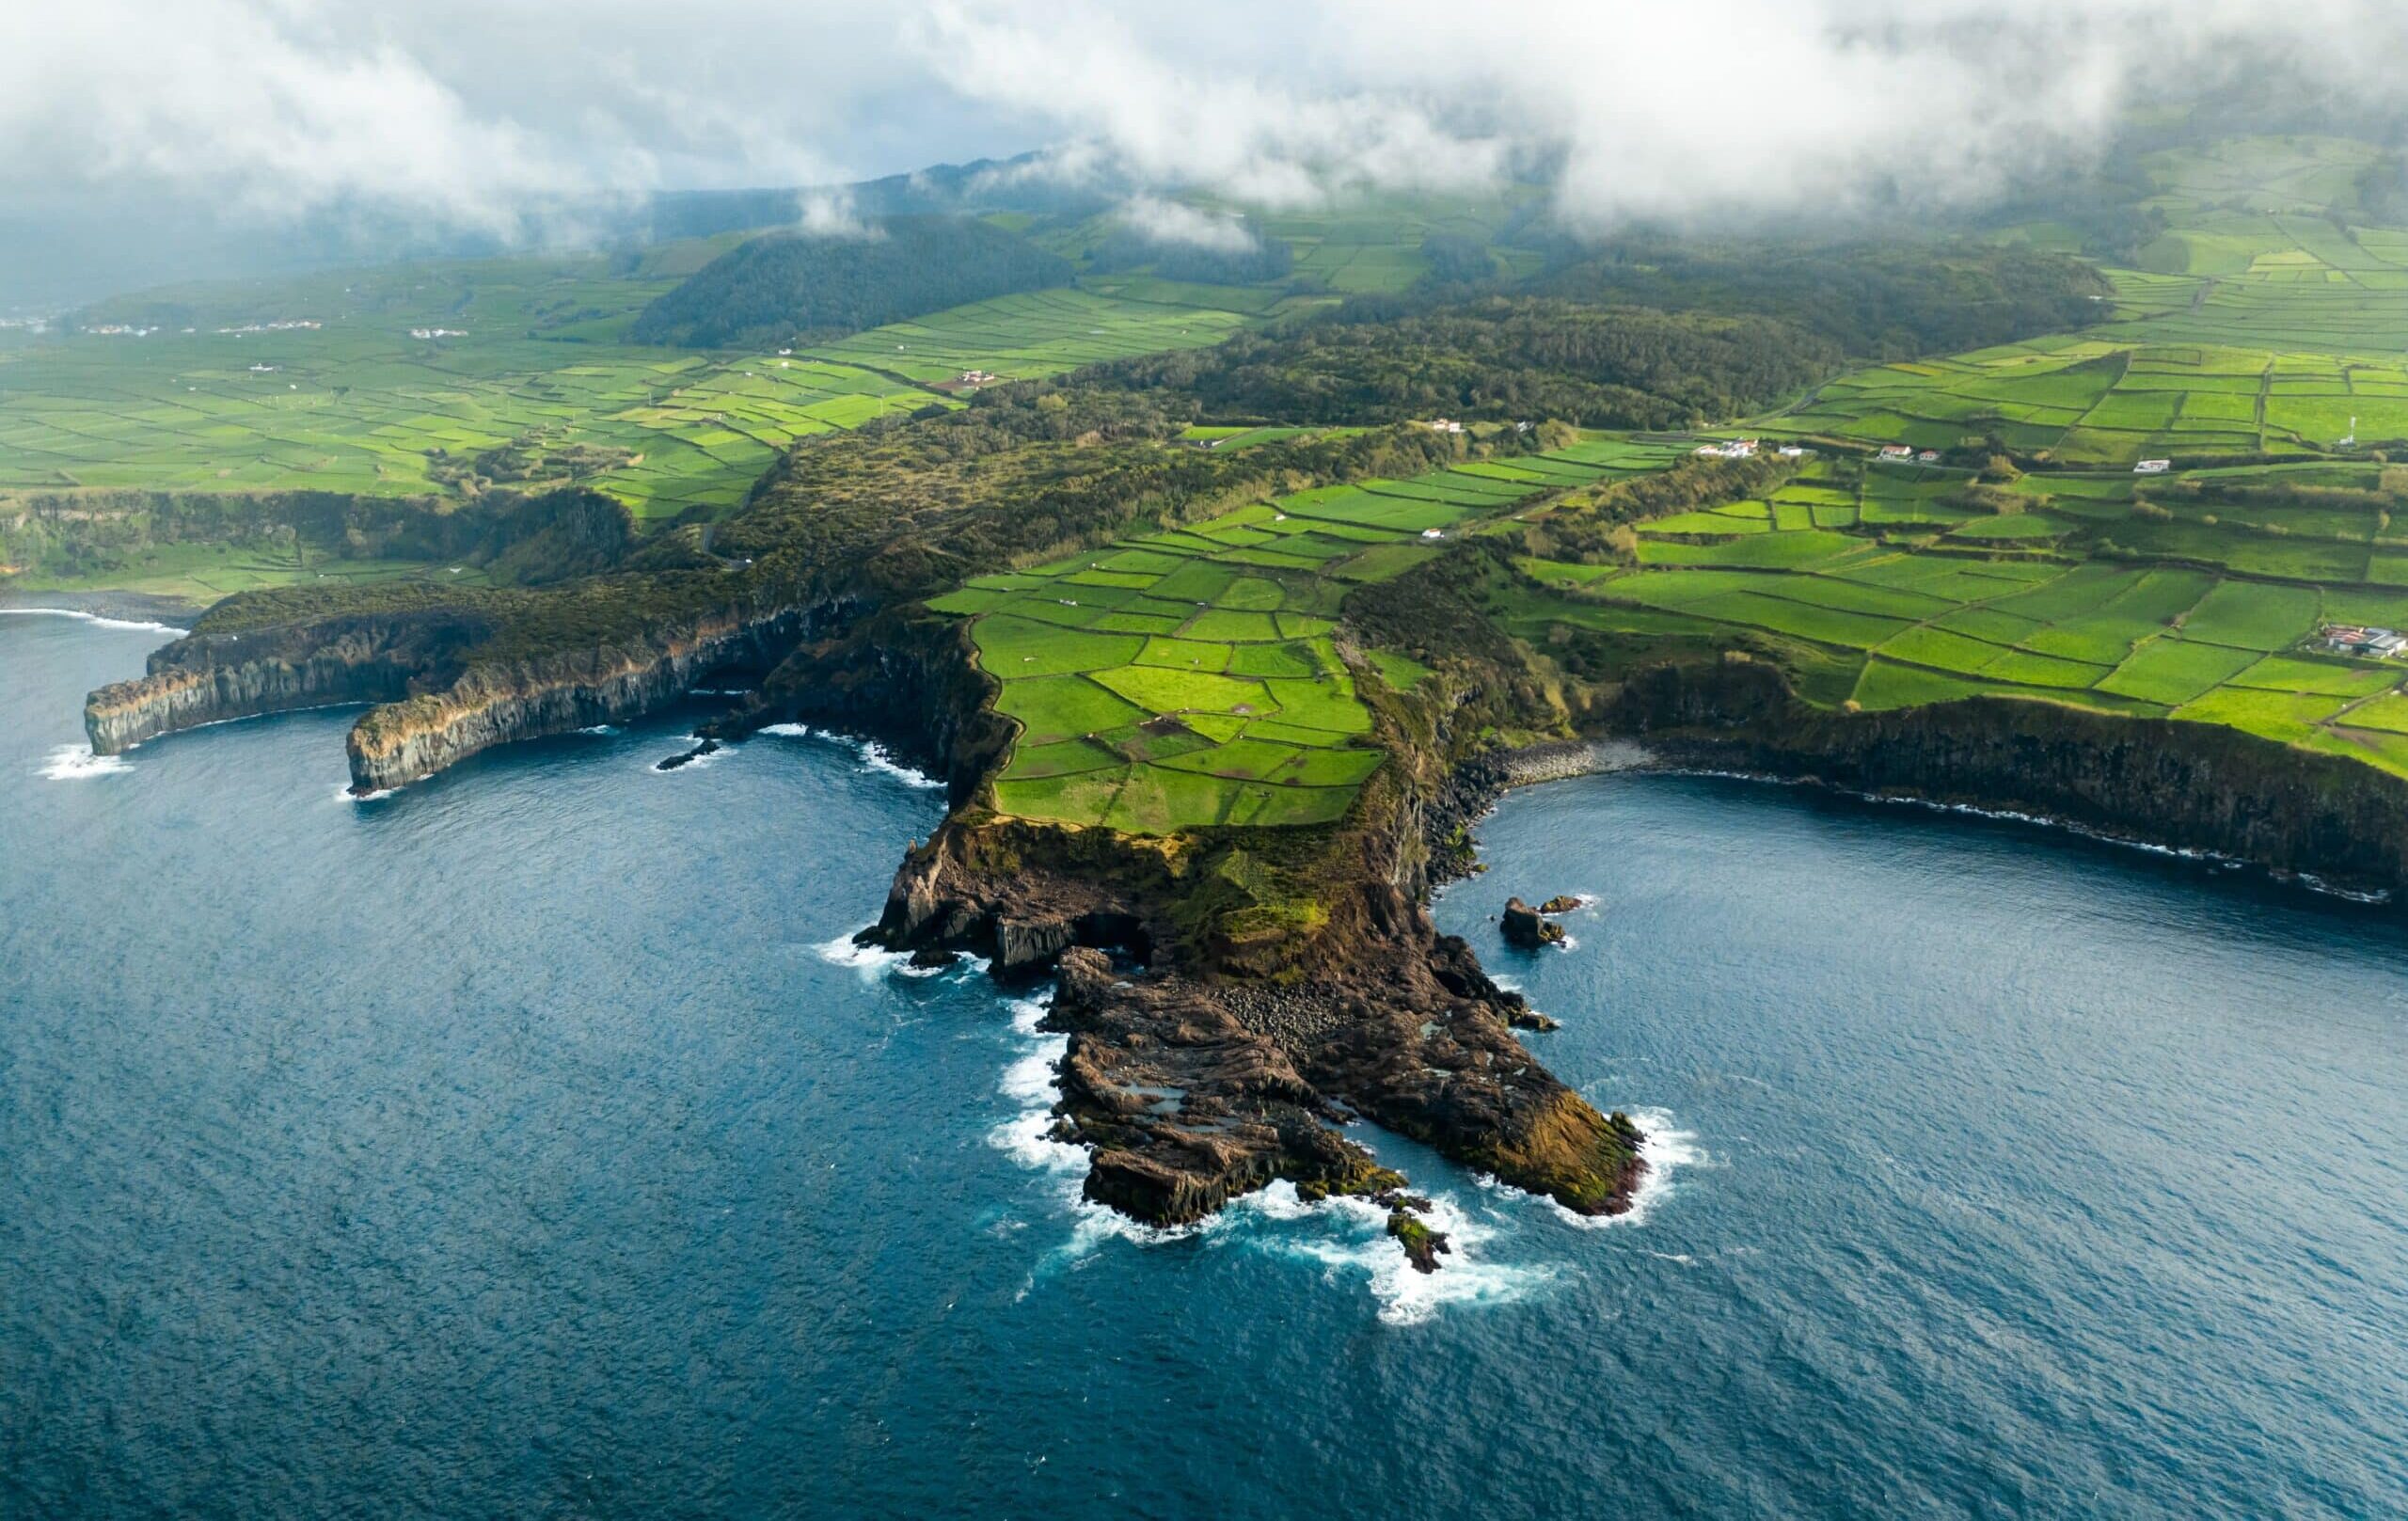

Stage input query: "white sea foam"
[
  {"left": 1239, "top": 1183, "right": 1555, "bottom": 1326},
  {"left": 578, "top": 723, "right": 619, "bottom": 736},
  {"left": 40, "top": 745, "right": 131, "bottom": 780},
  {"left": 649, "top": 735, "right": 723, "bottom": 774},
  {"left": 2295, "top": 872, "right": 2391, "bottom": 905},
  {"left": 759, "top": 722, "right": 943, "bottom": 788},
  {"left": 0, "top": 607, "right": 187, "bottom": 636},
  {"left": 853, "top": 737, "right": 943, "bottom": 789},
  {"left": 813, "top": 931, "right": 911, "bottom": 979},
  {"left": 331, "top": 781, "right": 399, "bottom": 803},
  {"left": 1539, "top": 1105, "right": 1705, "bottom": 1229},
  {"left": 990, "top": 996, "right": 1084, "bottom": 1175},
  {"left": 813, "top": 927, "right": 987, "bottom": 982}
]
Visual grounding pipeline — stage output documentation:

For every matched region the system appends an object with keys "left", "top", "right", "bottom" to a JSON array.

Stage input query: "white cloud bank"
[
  {"left": 1116, "top": 196, "right": 1259, "bottom": 252},
  {"left": 5, "top": 0, "right": 2408, "bottom": 245}
]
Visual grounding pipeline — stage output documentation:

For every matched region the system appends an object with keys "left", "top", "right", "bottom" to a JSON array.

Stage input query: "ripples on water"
[{"left": 5, "top": 613, "right": 2405, "bottom": 1518}]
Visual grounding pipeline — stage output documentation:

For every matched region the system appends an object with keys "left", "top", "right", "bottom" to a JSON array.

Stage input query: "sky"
[{"left": 3, "top": 1, "right": 2406, "bottom": 305}]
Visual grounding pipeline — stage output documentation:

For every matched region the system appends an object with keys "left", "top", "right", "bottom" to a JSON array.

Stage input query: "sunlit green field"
[
  {"left": 930, "top": 436, "right": 1690, "bottom": 832},
  {"left": 0, "top": 541, "right": 499, "bottom": 605},
  {"left": 1769, "top": 136, "right": 2408, "bottom": 463},
  {"left": 1763, "top": 338, "right": 2408, "bottom": 463},
  {"left": 0, "top": 253, "right": 1257, "bottom": 523},
  {"left": 1508, "top": 452, "right": 2408, "bottom": 778}
]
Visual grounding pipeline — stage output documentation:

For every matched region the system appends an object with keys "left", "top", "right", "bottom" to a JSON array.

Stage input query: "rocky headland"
[{"left": 83, "top": 596, "right": 838, "bottom": 794}]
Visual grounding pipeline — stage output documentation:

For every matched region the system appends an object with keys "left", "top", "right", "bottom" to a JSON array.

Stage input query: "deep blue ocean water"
[{"left": 6, "top": 610, "right": 2406, "bottom": 1519}]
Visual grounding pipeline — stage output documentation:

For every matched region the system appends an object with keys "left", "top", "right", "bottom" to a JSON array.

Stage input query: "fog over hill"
[{"left": 6, "top": 1, "right": 2408, "bottom": 305}]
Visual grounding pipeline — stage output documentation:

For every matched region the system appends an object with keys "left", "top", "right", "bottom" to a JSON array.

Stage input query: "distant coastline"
[{"left": 1, "top": 587, "right": 202, "bottom": 626}]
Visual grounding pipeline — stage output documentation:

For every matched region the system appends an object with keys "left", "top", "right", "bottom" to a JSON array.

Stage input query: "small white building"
[
  {"left": 1777, "top": 445, "right": 1808, "bottom": 458},
  {"left": 2322, "top": 624, "right": 2407, "bottom": 658},
  {"left": 1877, "top": 445, "right": 1914, "bottom": 461},
  {"left": 1426, "top": 418, "right": 1465, "bottom": 435},
  {"left": 1916, "top": 450, "right": 1941, "bottom": 464},
  {"left": 2134, "top": 459, "right": 2172, "bottom": 475}
]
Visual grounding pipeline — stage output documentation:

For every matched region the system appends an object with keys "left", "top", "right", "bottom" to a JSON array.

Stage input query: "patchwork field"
[
  {"left": 928, "top": 436, "right": 1689, "bottom": 832},
  {"left": 0, "top": 541, "right": 499, "bottom": 605},
  {"left": 1770, "top": 137, "right": 2408, "bottom": 464},
  {"left": 0, "top": 256, "right": 1256, "bottom": 522},
  {"left": 1764, "top": 338, "right": 2408, "bottom": 465},
  {"left": 1513, "top": 453, "right": 2408, "bottom": 777}
]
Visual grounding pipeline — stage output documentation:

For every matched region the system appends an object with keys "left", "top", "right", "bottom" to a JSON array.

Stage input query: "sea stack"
[{"left": 1501, "top": 896, "right": 1566, "bottom": 949}]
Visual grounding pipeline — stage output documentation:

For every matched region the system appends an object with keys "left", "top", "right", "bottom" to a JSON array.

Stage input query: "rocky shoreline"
[
  {"left": 63, "top": 577, "right": 2408, "bottom": 1275},
  {"left": 343, "top": 607, "right": 816, "bottom": 793},
  {"left": 2, "top": 588, "right": 202, "bottom": 626},
  {"left": 863, "top": 833, "right": 1650, "bottom": 1237},
  {"left": 79, "top": 601, "right": 838, "bottom": 793}
]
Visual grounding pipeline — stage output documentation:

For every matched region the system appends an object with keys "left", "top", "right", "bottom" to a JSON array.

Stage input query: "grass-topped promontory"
[{"left": 928, "top": 433, "right": 1694, "bottom": 832}]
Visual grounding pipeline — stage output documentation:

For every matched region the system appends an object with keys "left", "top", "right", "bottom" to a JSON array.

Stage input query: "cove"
[{"left": 5, "top": 614, "right": 2404, "bottom": 1518}]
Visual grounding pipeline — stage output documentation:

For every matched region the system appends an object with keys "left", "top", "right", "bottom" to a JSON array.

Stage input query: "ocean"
[{"left": 5, "top": 610, "right": 2404, "bottom": 1518}]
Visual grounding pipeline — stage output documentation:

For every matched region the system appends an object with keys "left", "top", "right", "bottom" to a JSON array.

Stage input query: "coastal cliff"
[
  {"left": 86, "top": 611, "right": 490, "bottom": 756},
  {"left": 861, "top": 816, "right": 1647, "bottom": 1228},
  {"left": 1613, "top": 655, "right": 2408, "bottom": 895},
  {"left": 82, "top": 595, "right": 838, "bottom": 794},
  {"left": 345, "top": 606, "right": 819, "bottom": 792},
  {"left": 707, "top": 606, "right": 1017, "bottom": 810}
]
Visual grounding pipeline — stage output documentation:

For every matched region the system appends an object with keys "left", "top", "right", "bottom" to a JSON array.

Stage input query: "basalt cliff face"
[
  {"left": 863, "top": 820, "right": 1646, "bottom": 1228},
  {"left": 707, "top": 607, "right": 1015, "bottom": 811},
  {"left": 344, "top": 605, "right": 824, "bottom": 793},
  {"left": 1613, "top": 656, "right": 2408, "bottom": 894},
  {"left": 85, "top": 611, "right": 490, "bottom": 756},
  {"left": 712, "top": 610, "right": 1647, "bottom": 1231},
  {"left": 83, "top": 600, "right": 841, "bottom": 794}
]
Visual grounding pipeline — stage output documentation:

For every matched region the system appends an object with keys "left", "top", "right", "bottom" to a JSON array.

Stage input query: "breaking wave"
[
  {"left": 989, "top": 997, "right": 1082, "bottom": 1175},
  {"left": 40, "top": 745, "right": 132, "bottom": 781},
  {"left": 757, "top": 722, "right": 943, "bottom": 788},
  {"left": 1484, "top": 1104, "right": 1706, "bottom": 1230},
  {"left": 1241, "top": 1183, "right": 1558, "bottom": 1326},
  {"left": 986, "top": 988, "right": 1558, "bottom": 1324},
  {"left": 1, "top": 607, "right": 187, "bottom": 636}
]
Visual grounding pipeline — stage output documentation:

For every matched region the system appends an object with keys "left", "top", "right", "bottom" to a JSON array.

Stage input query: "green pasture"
[
  {"left": 0, "top": 261, "right": 1260, "bottom": 526},
  {"left": 938, "top": 444, "right": 1632, "bottom": 833},
  {"left": 1565, "top": 450, "right": 2408, "bottom": 776}
]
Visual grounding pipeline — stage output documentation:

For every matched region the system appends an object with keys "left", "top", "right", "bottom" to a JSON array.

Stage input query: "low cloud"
[
  {"left": 911, "top": 0, "right": 2408, "bottom": 224},
  {"left": 0, "top": 0, "right": 575, "bottom": 238},
  {"left": 796, "top": 190, "right": 881, "bottom": 240},
  {"left": 8, "top": 0, "right": 2408, "bottom": 293},
  {"left": 1116, "top": 196, "right": 1257, "bottom": 253}
]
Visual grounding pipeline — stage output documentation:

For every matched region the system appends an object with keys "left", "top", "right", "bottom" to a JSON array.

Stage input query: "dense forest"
[
  {"left": 631, "top": 216, "right": 1073, "bottom": 348},
  {"left": 180, "top": 385, "right": 1499, "bottom": 662},
  {"left": 1083, "top": 297, "right": 1840, "bottom": 430},
  {"left": 1530, "top": 239, "right": 2111, "bottom": 359},
  {"left": 719, "top": 383, "right": 1482, "bottom": 590}
]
